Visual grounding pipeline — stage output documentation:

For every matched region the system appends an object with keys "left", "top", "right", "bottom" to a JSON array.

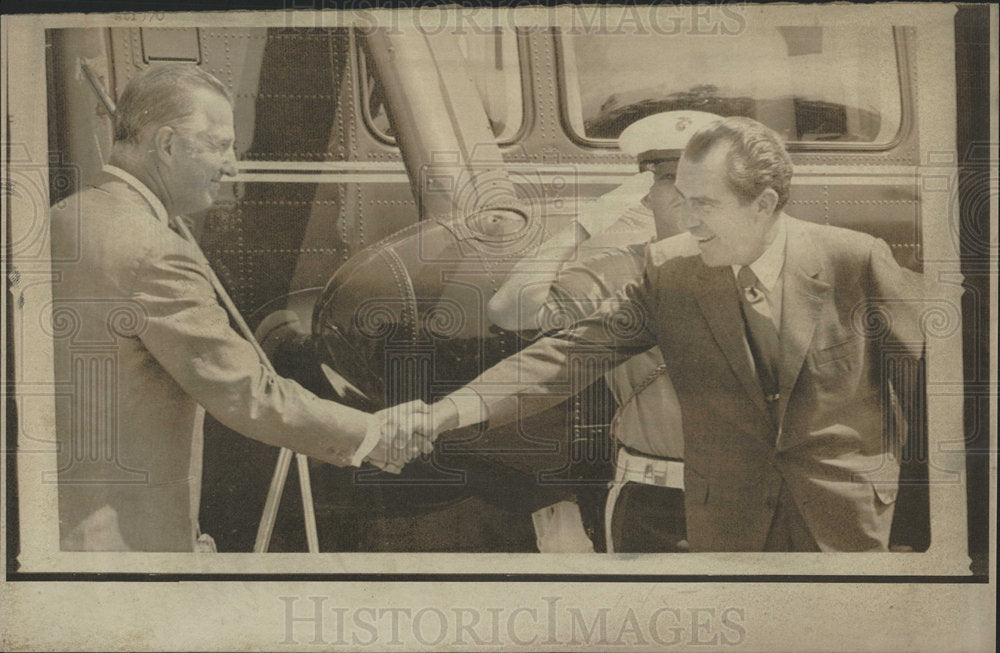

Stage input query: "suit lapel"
[
  {"left": 777, "top": 220, "right": 831, "bottom": 421},
  {"left": 693, "top": 264, "right": 770, "bottom": 417}
]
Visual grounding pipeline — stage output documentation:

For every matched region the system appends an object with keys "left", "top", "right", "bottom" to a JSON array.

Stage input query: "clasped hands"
[{"left": 365, "top": 399, "right": 459, "bottom": 474}]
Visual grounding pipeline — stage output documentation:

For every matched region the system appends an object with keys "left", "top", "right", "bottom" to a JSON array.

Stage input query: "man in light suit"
[
  {"left": 49, "top": 64, "right": 383, "bottom": 552},
  {"left": 392, "top": 116, "right": 924, "bottom": 552}
]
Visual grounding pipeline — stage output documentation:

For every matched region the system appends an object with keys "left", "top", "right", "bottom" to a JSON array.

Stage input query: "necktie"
[{"left": 737, "top": 266, "right": 780, "bottom": 418}]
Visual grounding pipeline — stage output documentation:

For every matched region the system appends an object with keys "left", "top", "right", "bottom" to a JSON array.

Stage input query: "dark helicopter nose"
[
  {"left": 311, "top": 219, "right": 500, "bottom": 410},
  {"left": 266, "top": 203, "right": 585, "bottom": 511},
  {"left": 310, "top": 202, "right": 560, "bottom": 411}
]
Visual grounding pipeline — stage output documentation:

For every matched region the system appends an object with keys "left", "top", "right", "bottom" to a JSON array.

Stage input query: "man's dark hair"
[
  {"left": 113, "top": 63, "right": 231, "bottom": 144},
  {"left": 683, "top": 116, "right": 793, "bottom": 212}
]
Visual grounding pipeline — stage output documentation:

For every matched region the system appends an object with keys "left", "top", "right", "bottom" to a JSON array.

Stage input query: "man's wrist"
[
  {"left": 434, "top": 398, "right": 460, "bottom": 433},
  {"left": 350, "top": 413, "right": 382, "bottom": 467},
  {"left": 438, "top": 391, "right": 486, "bottom": 431}
]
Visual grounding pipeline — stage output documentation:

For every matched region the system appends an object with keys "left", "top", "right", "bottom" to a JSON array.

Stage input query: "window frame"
[
  {"left": 555, "top": 26, "right": 914, "bottom": 153},
  {"left": 140, "top": 26, "right": 203, "bottom": 64},
  {"left": 356, "top": 27, "right": 530, "bottom": 148}
]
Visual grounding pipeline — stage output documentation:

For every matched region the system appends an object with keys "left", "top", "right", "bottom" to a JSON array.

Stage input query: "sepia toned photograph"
[{"left": 2, "top": 2, "right": 995, "bottom": 651}]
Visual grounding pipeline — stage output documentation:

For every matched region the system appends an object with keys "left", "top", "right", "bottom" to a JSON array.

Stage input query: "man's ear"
[
  {"left": 152, "top": 125, "right": 177, "bottom": 164},
  {"left": 755, "top": 187, "right": 779, "bottom": 218}
]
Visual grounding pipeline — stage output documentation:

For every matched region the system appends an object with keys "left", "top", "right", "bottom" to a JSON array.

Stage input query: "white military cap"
[{"left": 618, "top": 110, "right": 721, "bottom": 161}]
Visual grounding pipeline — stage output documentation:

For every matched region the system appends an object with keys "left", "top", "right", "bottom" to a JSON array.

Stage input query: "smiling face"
[
  {"left": 674, "top": 144, "right": 778, "bottom": 267},
  {"left": 162, "top": 89, "right": 237, "bottom": 215}
]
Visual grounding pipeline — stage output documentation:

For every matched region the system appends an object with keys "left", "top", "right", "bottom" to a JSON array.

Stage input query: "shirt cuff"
[
  {"left": 350, "top": 413, "right": 382, "bottom": 467},
  {"left": 446, "top": 390, "right": 488, "bottom": 429}
]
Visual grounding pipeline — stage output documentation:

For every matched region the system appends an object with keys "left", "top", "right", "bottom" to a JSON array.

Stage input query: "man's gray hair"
[
  {"left": 682, "top": 116, "right": 793, "bottom": 213},
  {"left": 113, "top": 63, "right": 231, "bottom": 144}
]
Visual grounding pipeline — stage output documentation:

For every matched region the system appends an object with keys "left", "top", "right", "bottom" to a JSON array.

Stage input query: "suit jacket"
[
  {"left": 463, "top": 217, "right": 924, "bottom": 551},
  {"left": 49, "top": 171, "right": 368, "bottom": 551}
]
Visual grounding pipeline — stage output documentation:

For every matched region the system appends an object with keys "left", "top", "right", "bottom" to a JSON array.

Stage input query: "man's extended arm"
[
  {"left": 382, "top": 271, "right": 661, "bottom": 449},
  {"left": 131, "top": 232, "right": 376, "bottom": 467}
]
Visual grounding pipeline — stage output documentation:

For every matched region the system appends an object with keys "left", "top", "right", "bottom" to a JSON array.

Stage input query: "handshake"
[
  {"left": 365, "top": 399, "right": 461, "bottom": 474},
  {"left": 254, "top": 310, "right": 466, "bottom": 474}
]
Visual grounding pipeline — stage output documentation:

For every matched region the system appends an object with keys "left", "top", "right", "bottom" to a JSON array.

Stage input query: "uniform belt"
[{"left": 614, "top": 447, "right": 684, "bottom": 490}]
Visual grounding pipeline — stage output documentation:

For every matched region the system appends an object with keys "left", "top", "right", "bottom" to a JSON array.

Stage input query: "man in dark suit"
[
  {"left": 49, "top": 64, "right": 383, "bottom": 552},
  {"left": 389, "top": 116, "right": 924, "bottom": 552}
]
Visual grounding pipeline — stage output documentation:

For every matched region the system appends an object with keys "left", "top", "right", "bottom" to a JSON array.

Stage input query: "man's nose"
[{"left": 220, "top": 147, "right": 238, "bottom": 177}]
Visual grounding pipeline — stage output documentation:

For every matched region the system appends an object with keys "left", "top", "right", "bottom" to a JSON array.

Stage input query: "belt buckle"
[{"left": 642, "top": 461, "right": 668, "bottom": 487}]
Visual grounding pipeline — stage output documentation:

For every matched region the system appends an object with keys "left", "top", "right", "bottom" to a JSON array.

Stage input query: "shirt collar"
[
  {"left": 102, "top": 165, "right": 170, "bottom": 226},
  {"left": 731, "top": 215, "right": 787, "bottom": 291}
]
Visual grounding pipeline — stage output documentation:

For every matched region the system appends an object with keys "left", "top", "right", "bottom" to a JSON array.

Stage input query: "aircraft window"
[
  {"left": 360, "top": 28, "right": 523, "bottom": 144},
  {"left": 559, "top": 24, "right": 903, "bottom": 147},
  {"left": 141, "top": 27, "right": 201, "bottom": 63}
]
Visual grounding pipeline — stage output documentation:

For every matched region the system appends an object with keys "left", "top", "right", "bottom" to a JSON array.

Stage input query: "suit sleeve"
[
  {"left": 867, "top": 237, "right": 926, "bottom": 358},
  {"left": 129, "top": 234, "right": 370, "bottom": 467},
  {"left": 862, "top": 237, "right": 928, "bottom": 466},
  {"left": 537, "top": 247, "right": 643, "bottom": 333},
  {"left": 457, "top": 267, "right": 659, "bottom": 429}
]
